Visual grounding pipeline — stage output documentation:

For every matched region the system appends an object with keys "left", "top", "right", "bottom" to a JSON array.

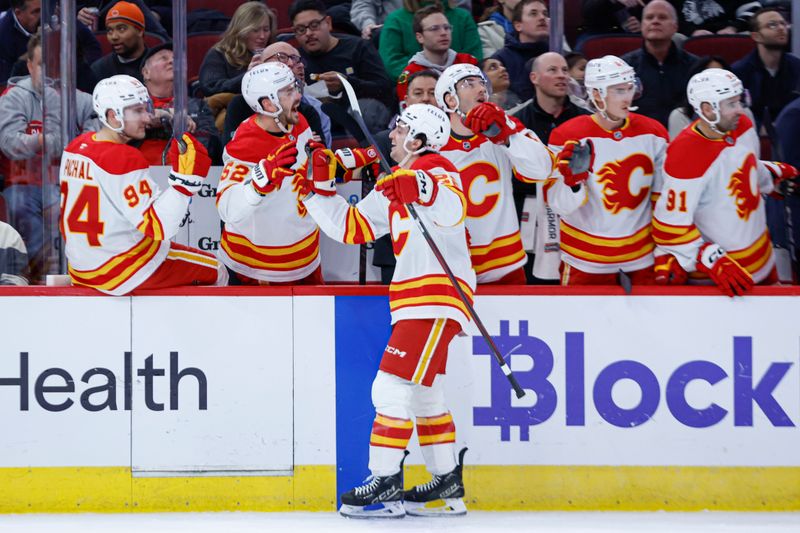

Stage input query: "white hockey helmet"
[
  {"left": 242, "top": 62, "right": 297, "bottom": 119},
  {"left": 92, "top": 75, "right": 152, "bottom": 133},
  {"left": 394, "top": 103, "right": 451, "bottom": 155},
  {"left": 687, "top": 68, "right": 745, "bottom": 132},
  {"left": 435, "top": 63, "right": 485, "bottom": 114},
  {"left": 584, "top": 55, "right": 636, "bottom": 94}
]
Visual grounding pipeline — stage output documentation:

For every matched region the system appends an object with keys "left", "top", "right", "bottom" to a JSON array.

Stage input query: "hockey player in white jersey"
[
  {"left": 59, "top": 75, "right": 225, "bottom": 294},
  {"left": 653, "top": 68, "right": 799, "bottom": 296},
  {"left": 436, "top": 64, "right": 554, "bottom": 284},
  {"left": 546, "top": 55, "right": 669, "bottom": 286},
  {"left": 301, "top": 104, "right": 474, "bottom": 518}
]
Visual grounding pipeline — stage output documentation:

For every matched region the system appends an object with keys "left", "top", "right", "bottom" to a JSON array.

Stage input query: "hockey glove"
[
  {"left": 696, "top": 242, "right": 754, "bottom": 297},
  {"left": 303, "top": 148, "right": 338, "bottom": 196},
  {"left": 654, "top": 254, "right": 688, "bottom": 285},
  {"left": 168, "top": 133, "right": 211, "bottom": 196},
  {"left": 334, "top": 146, "right": 382, "bottom": 182},
  {"left": 464, "top": 102, "right": 522, "bottom": 145},
  {"left": 251, "top": 142, "right": 298, "bottom": 196},
  {"left": 376, "top": 168, "right": 437, "bottom": 206},
  {"left": 556, "top": 139, "right": 594, "bottom": 188},
  {"left": 763, "top": 160, "right": 800, "bottom": 197}
]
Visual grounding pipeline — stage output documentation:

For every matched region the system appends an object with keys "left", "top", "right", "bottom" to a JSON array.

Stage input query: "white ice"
[{"left": 0, "top": 512, "right": 797, "bottom": 533}]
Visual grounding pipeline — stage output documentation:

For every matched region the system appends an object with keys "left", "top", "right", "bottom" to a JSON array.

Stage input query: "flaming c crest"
[
  {"left": 727, "top": 153, "right": 760, "bottom": 221},
  {"left": 596, "top": 153, "right": 653, "bottom": 214}
]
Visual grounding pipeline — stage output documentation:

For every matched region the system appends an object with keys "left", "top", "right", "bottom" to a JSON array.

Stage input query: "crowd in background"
[{"left": 0, "top": 0, "right": 799, "bottom": 287}]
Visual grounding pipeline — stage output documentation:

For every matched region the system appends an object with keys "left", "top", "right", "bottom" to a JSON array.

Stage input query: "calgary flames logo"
[
  {"left": 291, "top": 172, "right": 308, "bottom": 217},
  {"left": 727, "top": 153, "right": 760, "bottom": 221},
  {"left": 596, "top": 153, "right": 653, "bottom": 214}
]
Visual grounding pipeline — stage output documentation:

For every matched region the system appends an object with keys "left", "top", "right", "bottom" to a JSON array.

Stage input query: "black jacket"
[
  {"left": 622, "top": 43, "right": 697, "bottom": 127},
  {"left": 733, "top": 49, "right": 800, "bottom": 128}
]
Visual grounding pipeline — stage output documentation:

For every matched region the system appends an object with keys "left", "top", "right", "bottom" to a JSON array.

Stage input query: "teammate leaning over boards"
[
  {"left": 436, "top": 64, "right": 554, "bottom": 284},
  {"left": 301, "top": 104, "right": 475, "bottom": 518},
  {"left": 546, "top": 56, "right": 669, "bottom": 286},
  {"left": 653, "top": 68, "right": 800, "bottom": 296},
  {"left": 59, "top": 75, "right": 226, "bottom": 294},
  {"left": 217, "top": 62, "right": 379, "bottom": 285}
]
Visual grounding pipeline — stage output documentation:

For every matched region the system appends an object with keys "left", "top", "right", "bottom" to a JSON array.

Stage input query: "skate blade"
[
  {"left": 404, "top": 498, "right": 467, "bottom": 517},
  {"left": 339, "top": 501, "right": 406, "bottom": 519}
]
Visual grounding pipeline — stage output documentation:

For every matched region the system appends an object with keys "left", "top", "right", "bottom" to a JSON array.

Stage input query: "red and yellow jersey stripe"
[
  {"left": 343, "top": 206, "right": 376, "bottom": 244},
  {"left": 220, "top": 228, "right": 320, "bottom": 272},
  {"left": 469, "top": 230, "right": 526, "bottom": 276},
  {"left": 652, "top": 216, "right": 702, "bottom": 247},
  {"left": 560, "top": 220, "right": 654, "bottom": 265},
  {"left": 68, "top": 236, "right": 162, "bottom": 292},
  {"left": 136, "top": 204, "right": 166, "bottom": 241},
  {"left": 389, "top": 274, "right": 474, "bottom": 322}
]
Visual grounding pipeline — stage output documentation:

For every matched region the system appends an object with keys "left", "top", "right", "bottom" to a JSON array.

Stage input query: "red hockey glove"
[
  {"left": 167, "top": 133, "right": 211, "bottom": 196},
  {"left": 251, "top": 142, "right": 298, "bottom": 196},
  {"left": 303, "top": 148, "right": 338, "bottom": 196},
  {"left": 375, "top": 168, "right": 437, "bottom": 206},
  {"left": 556, "top": 139, "right": 594, "bottom": 188},
  {"left": 763, "top": 160, "right": 800, "bottom": 197},
  {"left": 696, "top": 243, "right": 754, "bottom": 297},
  {"left": 464, "top": 102, "right": 522, "bottom": 145},
  {"left": 654, "top": 254, "right": 688, "bottom": 285},
  {"left": 334, "top": 146, "right": 382, "bottom": 182}
]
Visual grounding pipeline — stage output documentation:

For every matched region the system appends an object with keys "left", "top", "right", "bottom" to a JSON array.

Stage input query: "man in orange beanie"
[{"left": 90, "top": 1, "right": 149, "bottom": 83}]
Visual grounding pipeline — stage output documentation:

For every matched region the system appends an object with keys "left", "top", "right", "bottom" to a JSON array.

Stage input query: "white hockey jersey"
[
  {"left": 440, "top": 125, "right": 554, "bottom": 283},
  {"left": 303, "top": 153, "right": 476, "bottom": 329},
  {"left": 59, "top": 132, "right": 195, "bottom": 295},
  {"left": 217, "top": 114, "right": 317, "bottom": 282},
  {"left": 546, "top": 113, "right": 669, "bottom": 274},
  {"left": 653, "top": 115, "right": 775, "bottom": 283}
]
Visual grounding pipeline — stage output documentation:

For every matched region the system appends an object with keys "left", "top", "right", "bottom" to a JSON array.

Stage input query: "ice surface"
[{"left": 0, "top": 512, "right": 798, "bottom": 533}]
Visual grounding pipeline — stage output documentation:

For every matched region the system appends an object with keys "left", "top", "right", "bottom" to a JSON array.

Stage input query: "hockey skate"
[
  {"left": 339, "top": 450, "right": 408, "bottom": 519},
  {"left": 403, "top": 447, "right": 468, "bottom": 517}
]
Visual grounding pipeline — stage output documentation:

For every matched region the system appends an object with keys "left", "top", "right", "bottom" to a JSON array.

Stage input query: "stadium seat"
[
  {"left": 578, "top": 34, "right": 643, "bottom": 60},
  {"left": 93, "top": 31, "right": 167, "bottom": 57},
  {"left": 682, "top": 35, "right": 756, "bottom": 65},
  {"left": 271, "top": 0, "right": 294, "bottom": 29},
  {"left": 563, "top": 0, "right": 582, "bottom": 49},
  {"left": 187, "top": 0, "right": 247, "bottom": 18},
  {"left": 187, "top": 32, "right": 223, "bottom": 85},
  {"left": 331, "top": 136, "right": 360, "bottom": 151}
]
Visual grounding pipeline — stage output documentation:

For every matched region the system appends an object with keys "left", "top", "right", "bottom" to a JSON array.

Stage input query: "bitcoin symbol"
[{"left": 473, "top": 320, "right": 556, "bottom": 441}]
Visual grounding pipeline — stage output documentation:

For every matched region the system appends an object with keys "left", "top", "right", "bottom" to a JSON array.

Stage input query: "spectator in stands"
[
  {"left": 674, "top": 0, "right": 761, "bottom": 36},
  {"left": 0, "top": 32, "right": 98, "bottom": 282},
  {"left": 352, "top": 0, "right": 472, "bottom": 40},
  {"left": 482, "top": 57, "right": 521, "bottom": 110},
  {"left": 0, "top": 0, "right": 102, "bottom": 91},
  {"left": 492, "top": 0, "right": 550, "bottom": 102},
  {"left": 222, "top": 41, "right": 332, "bottom": 145},
  {"left": 477, "top": 0, "right": 520, "bottom": 58},
  {"left": 578, "top": 0, "right": 643, "bottom": 47},
  {"left": 136, "top": 43, "right": 221, "bottom": 165},
  {"left": 0, "top": 220, "right": 28, "bottom": 285},
  {"left": 512, "top": 52, "right": 589, "bottom": 283},
  {"left": 198, "top": 1, "right": 275, "bottom": 98},
  {"left": 379, "top": 0, "right": 482, "bottom": 81},
  {"left": 732, "top": 7, "right": 800, "bottom": 128},
  {"left": 0, "top": 0, "right": 41, "bottom": 86},
  {"left": 77, "top": 0, "right": 169, "bottom": 39},
  {"left": 396, "top": 5, "right": 478, "bottom": 103},
  {"left": 291, "top": 0, "right": 394, "bottom": 136},
  {"left": 90, "top": 1, "right": 150, "bottom": 82},
  {"left": 622, "top": 0, "right": 697, "bottom": 127},
  {"left": 667, "top": 55, "right": 756, "bottom": 138},
  {"left": 771, "top": 90, "right": 800, "bottom": 278}
]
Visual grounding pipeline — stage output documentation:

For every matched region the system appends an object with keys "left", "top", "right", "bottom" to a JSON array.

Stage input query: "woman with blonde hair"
[{"left": 198, "top": 1, "right": 276, "bottom": 97}]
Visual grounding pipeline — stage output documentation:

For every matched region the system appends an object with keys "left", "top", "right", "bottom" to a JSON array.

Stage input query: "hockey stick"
[{"left": 336, "top": 74, "right": 526, "bottom": 398}]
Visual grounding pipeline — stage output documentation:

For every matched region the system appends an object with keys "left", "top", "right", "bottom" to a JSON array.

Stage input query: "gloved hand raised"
[
  {"left": 167, "top": 133, "right": 211, "bottom": 196},
  {"left": 251, "top": 141, "right": 298, "bottom": 196},
  {"left": 375, "top": 168, "right": 437, "bottom": 206}
]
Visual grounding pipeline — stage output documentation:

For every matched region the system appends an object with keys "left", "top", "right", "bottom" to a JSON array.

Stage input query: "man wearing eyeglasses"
[
  {"left": 395, "top": 5, "right": 478, "bottom": 104},
  {"left": 289, "top": 0, "right": 394, "bottom": 136},
  {"left": 222, "top": 41, "right": 332, "bottom": 146},
  {"left": 732, "top": 7, "right": 800, "bottom": 129}
]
